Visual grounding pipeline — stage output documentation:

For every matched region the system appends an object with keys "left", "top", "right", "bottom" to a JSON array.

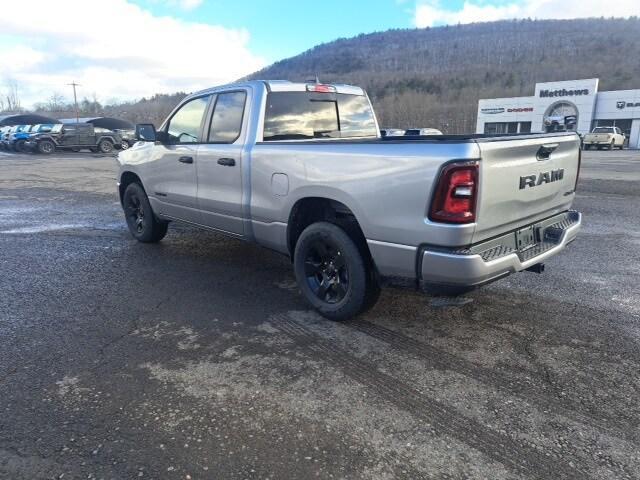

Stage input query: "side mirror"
[{"left": 135, "top": 123, "right": 157, "bottom": 142}]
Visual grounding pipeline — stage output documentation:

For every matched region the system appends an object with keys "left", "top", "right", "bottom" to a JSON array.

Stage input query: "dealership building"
[{"left": 476, "top": 78, "right": 640, "bottom": 149}]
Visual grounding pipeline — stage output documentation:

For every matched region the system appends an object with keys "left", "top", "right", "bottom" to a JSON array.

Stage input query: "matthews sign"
[{"left": 539, "top": 88, "right": 589, "bottom": 98}]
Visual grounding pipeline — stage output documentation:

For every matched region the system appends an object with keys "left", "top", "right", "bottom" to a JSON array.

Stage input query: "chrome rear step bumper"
[{"left": 419, "top": 211, "right": 581, "bottom": 288}]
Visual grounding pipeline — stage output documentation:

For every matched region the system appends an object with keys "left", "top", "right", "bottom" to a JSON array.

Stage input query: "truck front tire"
[
  {"left": 294, "top": 222, "right": 377, "bottom": 321},
  {"left": 123, "top": 183, "right": 168, "bottom": 243}
]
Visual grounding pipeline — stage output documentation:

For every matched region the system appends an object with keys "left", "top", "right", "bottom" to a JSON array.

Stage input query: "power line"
[{"left": 67, "top": 81, "right": 81, "bottom": 123}]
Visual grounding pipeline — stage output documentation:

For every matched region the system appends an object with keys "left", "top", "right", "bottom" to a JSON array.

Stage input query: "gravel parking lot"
[{"left": 1, "top": 149, "right": 639, "bottom": 479}]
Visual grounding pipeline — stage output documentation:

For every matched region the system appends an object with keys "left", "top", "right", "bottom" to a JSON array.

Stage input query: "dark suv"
[{"left": 26, "top": 123, "right": 122, "bottom": 154}]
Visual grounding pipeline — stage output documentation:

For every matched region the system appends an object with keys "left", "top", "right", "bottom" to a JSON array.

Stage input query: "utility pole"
[{"left": 67, "top": 81, "right": 81, "bottom": 123}]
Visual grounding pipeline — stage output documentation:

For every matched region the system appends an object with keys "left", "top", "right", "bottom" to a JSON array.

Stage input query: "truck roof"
[{"left": 193, "top": 80, "right": 365, "bottom": 97}]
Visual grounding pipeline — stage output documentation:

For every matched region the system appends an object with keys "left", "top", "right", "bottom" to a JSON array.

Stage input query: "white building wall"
[
  {"left": 477, "top": 78, "right": 640, "bottom": 147},
  {"left": 630, "top": 120, "right": 640, "bottom": 149},
  {"left": 594, "top": 89, "right": 640, "bottom": 121},
  {"left": 476, "top": 97, "right": 535, "bottom": 133}
]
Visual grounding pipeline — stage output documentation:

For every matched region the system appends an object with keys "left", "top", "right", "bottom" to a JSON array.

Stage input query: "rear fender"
[{"left": 283, "top": 186, "right": 369, "bottom": 237}]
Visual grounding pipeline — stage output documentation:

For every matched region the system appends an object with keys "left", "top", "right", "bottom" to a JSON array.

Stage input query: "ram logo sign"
[
  {"left": 519, "top": 169, "right": 565, "bottom": 189},
  {"left": 616, "top": 101, "right": 640, "bottom": 109}
]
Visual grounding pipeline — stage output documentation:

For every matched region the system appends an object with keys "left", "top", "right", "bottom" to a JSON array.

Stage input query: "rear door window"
[
  {"left": 263, "top": 92, "right": 376, "bottom": 141},
  {"left": 208, "top": 91, "right": 246, "bottom": 143}
]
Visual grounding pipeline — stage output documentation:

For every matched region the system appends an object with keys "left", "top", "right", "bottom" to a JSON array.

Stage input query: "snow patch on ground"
[
  {"left": 1, "top": 223, "right": 86, "bottom": 234},
  {"left": 133, "top": 321, "right": 202, "bottom": 350},
  {"left": 56, "top": 375, "right": 90, "bottom": 398}
]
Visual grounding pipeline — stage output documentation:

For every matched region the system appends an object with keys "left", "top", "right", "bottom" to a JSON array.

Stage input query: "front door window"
[{"left": 166, "top": 96, "right": 210, "bottom": 144}]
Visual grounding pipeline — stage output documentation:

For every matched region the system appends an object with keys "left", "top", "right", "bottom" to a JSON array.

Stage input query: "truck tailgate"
[
  {"left": 473, "top": 133, "right": 580, "bottom": 243},
  {"left": 585, "top": 133, "right": 609, "bottom": 142}
]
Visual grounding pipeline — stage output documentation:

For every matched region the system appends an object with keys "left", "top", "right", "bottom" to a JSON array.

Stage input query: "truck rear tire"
[
  {"left": 123, "top": 182, "right": 168, "bottom": 243},
  {"left": 37, "top": 140, "right": 55, "bottom": 155},
  {"left": 293, "top": 221, "right": 377, "bottom": 321},
  {"left": 97, "top": 139, "right": 114, "bottom": 154}
]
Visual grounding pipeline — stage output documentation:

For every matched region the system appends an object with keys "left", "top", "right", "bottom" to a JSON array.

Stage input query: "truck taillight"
[{"left": 429, "top": 162, "right": 479, "bottom": 224}]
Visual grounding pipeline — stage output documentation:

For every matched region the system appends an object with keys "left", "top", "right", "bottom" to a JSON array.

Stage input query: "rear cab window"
[{"left": 262, "top": 91, "right": 377, "bottom": 141}]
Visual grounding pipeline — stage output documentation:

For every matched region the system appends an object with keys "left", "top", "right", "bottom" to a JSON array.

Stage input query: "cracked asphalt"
[{"left": 0, "top": 149, "right": 639, "bottom": 480}]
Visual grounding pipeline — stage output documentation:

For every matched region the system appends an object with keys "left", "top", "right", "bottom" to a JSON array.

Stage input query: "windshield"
[{"left": 593, "top": 127, "right": 614, "bottom": 133}]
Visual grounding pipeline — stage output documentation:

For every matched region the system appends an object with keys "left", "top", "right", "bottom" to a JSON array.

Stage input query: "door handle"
[
  {"left": 217, "top": 157, "right": 236, "bottom": 167},
  {"left": 178, "top": 156, "right": 193, "bottom": 164}
]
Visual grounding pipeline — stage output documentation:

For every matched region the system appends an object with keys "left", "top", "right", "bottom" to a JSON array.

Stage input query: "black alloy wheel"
[
  {"left": 122, "top": 182, "right": 168, "bottom": 243},
  {"left": 126, "top": 190, "right": 146, "bottom": 235},
  {"left": 294, "top": 222, "right": 378, "bottom": 321},
  {"left": 304, "top": 237, "right": 349, "bottom": 304}
]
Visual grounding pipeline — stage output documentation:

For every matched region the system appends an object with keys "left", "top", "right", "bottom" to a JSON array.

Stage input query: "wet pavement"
[{"left": 0, "top": 150, "right": 639, "bottom": 479}]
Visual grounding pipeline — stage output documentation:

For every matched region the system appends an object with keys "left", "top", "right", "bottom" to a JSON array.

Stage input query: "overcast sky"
[{"left": 1, "top": 0, "right": 639, "bottom": 108}]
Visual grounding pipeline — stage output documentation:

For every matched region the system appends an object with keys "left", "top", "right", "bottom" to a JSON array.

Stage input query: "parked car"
[
  {"left": 26, "top": 123, "right": 122, "bottom": 154},
  {"left": 118, "top": 80, "right": 581, "bottom": 321},
  {"left": 6, "top": 125, "right": 32, "bottom": 151},
  {"left": 404, "top": 128, "right": 444, "bottom": 136},
  {"left": 0, "top": 126, "right": 12, "bottom": 150},
  {"left": 8, "top": 124, "right": 34, "bottom": 152},
  {"left": 9, "top": 124, "right": 56, "bottom": 152},
  {"left": 116, "top": 129, "right": 137, "bottom": 150},
  {"left": 380, "top": 128, "right": 405, "bottom": 137},
  {"left": 582, "top": 126, "right": 625, "bottom": 150}
]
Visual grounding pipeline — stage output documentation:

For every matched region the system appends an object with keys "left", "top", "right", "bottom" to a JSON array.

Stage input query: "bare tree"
[
  {"left": 47, "top": 92, "right": 66, "bottom": 111},
  {"left": 3, "top": 80, "right": 21, "bottom": 112}
]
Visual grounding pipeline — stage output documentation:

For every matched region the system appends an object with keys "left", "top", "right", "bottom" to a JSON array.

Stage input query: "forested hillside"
[{"left": 248, "top": 18, "right": 640, "bottom": 133}]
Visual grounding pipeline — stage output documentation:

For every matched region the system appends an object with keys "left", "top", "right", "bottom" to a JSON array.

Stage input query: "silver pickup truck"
[{"left": 117, "top": 80, "right": 582, "bottom": 320}]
